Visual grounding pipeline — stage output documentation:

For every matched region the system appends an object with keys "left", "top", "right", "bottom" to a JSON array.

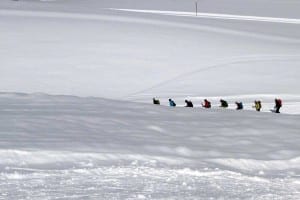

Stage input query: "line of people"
[{"left": 153, "top": 97, "right": 282, "bottom": 113}]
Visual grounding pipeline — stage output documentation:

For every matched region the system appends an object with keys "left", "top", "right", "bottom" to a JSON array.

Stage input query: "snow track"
[
  {"left": 1, "top": 6, "right": 300, "bottom": 98},
  {"left": 126, "top": 54, "right": 300, "bottom": 99},
  {"left": 1, "top": 9, "right": 299, "bottom": 44},
  {"left": 4, "top": 8, "right": 300, "bottom": 25},
  {"left": 112, "top": 9, "right": 300, "bottom": 25},
  {"left": 0, "top": 9, "right": 146, "bottom": 22},
  {"left": 1, "top": 0, "right": 300, "bottom": 197}
]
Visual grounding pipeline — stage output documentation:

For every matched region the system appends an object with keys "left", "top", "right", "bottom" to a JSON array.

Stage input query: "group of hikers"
[{"left": 153, "top": 98, "right": 282, "bottom": 113}]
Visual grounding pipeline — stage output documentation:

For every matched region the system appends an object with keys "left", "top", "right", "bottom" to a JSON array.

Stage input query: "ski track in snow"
[
  {"left": 6, "top": 8, "right": 300, "bottom": 25},
  {"left": 1, "top": 9, "right": 300, "bottom": 44},
  {"left": 1, "top": 1, "right": 300, "bottom": 198},
  {"left": 126, "top": 54, "right": 300, "bottom": 99},
  {"left": 111, "top": 8, "right": 300, "bottom": 25}
]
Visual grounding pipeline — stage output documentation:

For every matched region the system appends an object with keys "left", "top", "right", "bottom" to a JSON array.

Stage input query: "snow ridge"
[{"left": 111, "top": 8, "right": 300, "bottom": 24}]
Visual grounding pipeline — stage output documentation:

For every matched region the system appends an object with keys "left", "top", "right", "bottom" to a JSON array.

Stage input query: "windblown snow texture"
[
  {"left": 0, "top": 0, "right": 300, "bottom": 199},
  {"left": 0, "top": 93, "right": 299, "bottom": 199}
]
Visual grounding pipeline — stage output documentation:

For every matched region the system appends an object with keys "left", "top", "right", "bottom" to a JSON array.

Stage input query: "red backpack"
[
  {"left": 277, "top": 99, "right": 282, "bottom": 107},
  {"left": 204, "top": 100, "right": 211, "bottom": 108}
]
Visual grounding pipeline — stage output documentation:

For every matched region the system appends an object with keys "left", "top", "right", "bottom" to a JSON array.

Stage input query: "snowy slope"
[
  {"left": 1, "top": 0, "right": 300, "bottom": 100},
  {"left": 0, "top": 93, "right": 299, "bottom": 199},
  {"left": 0, "top": 0, "right": 300, "bottom": 199}
]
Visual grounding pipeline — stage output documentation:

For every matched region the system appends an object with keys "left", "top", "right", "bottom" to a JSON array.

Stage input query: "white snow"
[
  {"left": 111, "top": 8, "right": 300, "bottom": 24},
  {"left": 0, "top": 0, "right": 300, "bottom": 199},
  {"left": 1, "top": 0, "right": 300, "bottom": 99},
  {"left": 0, "top": 93, "right": 299, "bottom": 199}
]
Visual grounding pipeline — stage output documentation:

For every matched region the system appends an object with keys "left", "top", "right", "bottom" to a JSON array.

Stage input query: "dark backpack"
[
  {"left": 236, "top": 102, "right": 243, "bottom": 109},
  {"left": 221, "top": 100, "right": 228, "bottom": 107},
  {"left": 207, "top": 101, "right": 211, "bottom": 108},
  {"left": 153, "top": 98, "right": 160, "bottom": 105},
  {"left": 186, "top": 101, "right": 193, "bottom": 107},
  {"left": 170, "top": 100, "right": 176, "bottom": 107}
]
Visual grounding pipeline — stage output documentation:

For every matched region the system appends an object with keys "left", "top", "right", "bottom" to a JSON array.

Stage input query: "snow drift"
[
  {"left": 1, "top": 0, "right": 300, "bottom": 198},
  {"left": 0, "top": 93, "right": 299, "bottom": 199}
]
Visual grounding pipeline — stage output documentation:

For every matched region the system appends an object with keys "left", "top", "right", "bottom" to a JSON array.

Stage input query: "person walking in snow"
[
  {"left": 253, "top": 100, "right": 262, "bottom": 112},
  {"left": 220, "top": 99, "right": 228, "bottom": 108},
  {"left": 169, "top": 99, "right": 176, "bottom": 107},
  {"left": 235, "top": 101, "right": 243, "bottom": 110},
  {"left": 185, "top": 100, "right": 193, "bottom": 107},
  {"left": 274, "top": 98, "right": 282, "bottom": 113},
  {"left": 202, "top": 99, "right": 211, "bottom": 108},
  {"left": 153, "top": 98, "right": 160, "bottom": 105}
]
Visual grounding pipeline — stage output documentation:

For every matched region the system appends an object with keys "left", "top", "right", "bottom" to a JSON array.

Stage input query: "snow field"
[
  {"left": 0, "top": 93, "right": 299, "bottom": 198},
  {"left": 1, "top": 3, "right": 300, "bottom": 98},
  {"left": 1, "top": 0, "right": 300, "bottom": 199},
  {"left": 1, "top": 165, "right": 299, "bottom": 199}
]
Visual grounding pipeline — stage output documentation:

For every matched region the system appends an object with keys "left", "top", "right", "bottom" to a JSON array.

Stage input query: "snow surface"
[
  {"left": 0, "top": 93, "right": 300, "bottom": 199},
  {"left": 0, "top": 0, "right": 300, "bottom": 199},
  {"left": 1, "top": 0, "right": 300, "bottom": 99}
]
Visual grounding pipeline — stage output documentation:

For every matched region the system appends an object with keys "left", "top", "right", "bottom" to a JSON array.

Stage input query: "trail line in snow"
[
  {"left": 126, "top": 55, "right": 300, "bottom": 99},
  {"left": 111, "top": 8, "right": 300, "bottom": 25},
  {"left": 1, "top": 9, "right": 299, "bottom": 43}
]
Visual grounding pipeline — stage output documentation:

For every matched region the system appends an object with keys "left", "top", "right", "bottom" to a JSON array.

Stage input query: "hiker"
[
  {"left": 153, "top": 98, "right": 160, "bottom": 105},
  {"left": 253, "top": 100, "right": 262, "bottom": 112},
  {"left": 235, "top": 101, "right": 243, "bottom": 110},
  {"left": 220, "top": 99, "right": 228, "bottom": 108},
  {"left": 274, "top": 98, "right": 282, "bottom": 113},
  {"left": 169, "top": 98, "right": 176, "bottom": 107},
  {"left": 185, "top": 100, "right": 193, "bottom": 107},
  {"left": 202, "top": 99, "right": 211, "bottom": 108}
]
